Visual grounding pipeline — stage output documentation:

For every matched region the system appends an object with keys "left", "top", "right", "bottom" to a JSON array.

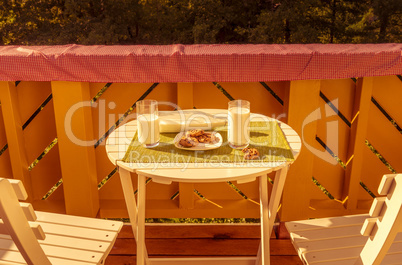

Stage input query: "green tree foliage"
[{"left": 0, "top": 0, "right": 400, "bottom": 45}]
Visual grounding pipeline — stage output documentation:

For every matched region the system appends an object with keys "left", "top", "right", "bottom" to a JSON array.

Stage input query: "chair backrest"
[
  {"left": 357, "top": 174, "right": 402, "bottom": 265},
  {"left": 0, "top": 178, "right": 52, "bottom": 265}
]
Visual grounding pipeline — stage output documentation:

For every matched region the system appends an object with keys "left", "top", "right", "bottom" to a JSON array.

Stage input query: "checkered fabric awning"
[{"left": 0, "top": 44, "right": 401, "bottom": 82}]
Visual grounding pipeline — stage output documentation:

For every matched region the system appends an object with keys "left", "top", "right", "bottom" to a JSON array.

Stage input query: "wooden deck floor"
[{"left": 105, "top": 223, "right": 303, "bottom": 265}]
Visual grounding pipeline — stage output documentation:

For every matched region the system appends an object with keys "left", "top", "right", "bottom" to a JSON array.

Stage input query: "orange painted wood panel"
[
  {"left": 309, "top": 182, "right": 338, "bottom": 203},
  {"left": 194, "top": 182, "right": 249, "bottom": 201},
  {"left": 177, "top": 83, "right": 193, "bottom": 109},
  {"left": 366, "top": 100, "right": 402, "bottom": 173},
  {"left": 32, "top": 193, "right": 66, "bottom": 214},
  {"left": 95, "top": 145, "right": 118, "bottom": 185},
  {"left": 22, "top": 100, "right": 57, "bottom": 165},
  {"left": 313, "top": 156, "right": 346, "bottom": 200},
  {"left": 320, "top": 79, "right": 356, "bottom": 122},
  {"left": 308, "top": 199, "right": 369, "bottom": 218},
  {"left": 0, "top": 150, "right": 12, "bottom": 178},
  {"left": 146, "top": 83, "right": 178, "bottom": 111},
  {"left": 0, "top": 81, "right": 33, "bottom": 199},
  {"left": 88, "top": 82, "right": 107, "bottom": 99},
  {"left": 265, "top": 81, "right": 290, "bottom": 106},
  {"left": 218, "top": 82, "right": 285, "bottom": 118},
  {"left": 233, "top": 177, "right": 262, "bottom": 201},
  {"left": 281, "top": 79, "right": 321, "bottom": 221},
  {"left": 94, "top": 83, "right": 178, "bottom": 204},
  {"left": 14, "top": 81, "right": 52, "bottom": 126},
  {"left": 98, "top": 171, "right": 126, "bottom": 201},
  {"left": 90, "top": 83, "right": 177, "bottom": 149},
  {"left": 0, "top": 107, "right": 7, "bottom": 147},
  {"left": 372, "top": 75, "right": 402, "bottom": 125},
  {"left": 193, "top": 83, "right": 230, "bottom": 109},
  {"left": 178, "top": 182, "right": 195, "bottom": 209},
  {"left": 146, "top": 181, "right": 180, "bottom": 201},
  {"left": 51, "top": 81, "right": 99, "bottom": 217},
  {"left": 99, "top": 198, "right": 261, "bottom": 219},
  {"left": 29, "top": 144, "right": 63, "bottom": 201},
  {"left": 145, "top": 198, "right": 260, "bottom": 218},
  {"left": 313, "top": 85, "right": 350, "bottom": 202},
  {"left": 90, "top": 82, "right": 154, "bottom": 147},
  {"left": 344, "top": 77, "right": 373, "bottom": 210},
  {"left": 0, "top": 107, "right": 12, "bottom": 178},
  {"left": 360, "top": 146, "right": 391, "bottom": 199},
  {"left": 316, "top": 99, "right": 352, "bottom": 165}
]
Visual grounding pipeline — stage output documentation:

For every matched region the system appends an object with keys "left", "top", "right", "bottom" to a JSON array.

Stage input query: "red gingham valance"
[{"left": 0, "top": 44, "right": 401, "bottom": 83}]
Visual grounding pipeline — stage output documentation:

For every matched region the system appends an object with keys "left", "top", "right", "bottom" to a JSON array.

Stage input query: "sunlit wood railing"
[{"left": 0, "top": 47, "right": 401, "bottom": 222}]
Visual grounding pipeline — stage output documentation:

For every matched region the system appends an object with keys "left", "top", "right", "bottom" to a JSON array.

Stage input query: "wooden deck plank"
[
  {"left": 118, "top": 224, "right": 262, "bottom": 239},
  {"left": 106, "top": 255, "right": 303, "bottom": 265},
  {"left": 106, "top": 224, "right": 302, "bottom": 265}
]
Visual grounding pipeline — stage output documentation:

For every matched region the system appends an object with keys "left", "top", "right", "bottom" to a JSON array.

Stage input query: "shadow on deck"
[{"left": 106, "top": 223, "right": 302, "bottom": 264}]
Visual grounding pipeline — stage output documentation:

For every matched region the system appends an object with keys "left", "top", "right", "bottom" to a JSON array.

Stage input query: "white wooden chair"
[
  {"left": 0, "top": 177, "right": 123, "bottom": 265},
  {"left": 285, "top": 174, "right": 402, "bottom": 265}
]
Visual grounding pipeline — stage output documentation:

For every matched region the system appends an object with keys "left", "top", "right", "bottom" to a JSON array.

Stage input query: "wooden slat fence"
[{"left": 0, "top": 77, "right": 400, "bottom": 221}]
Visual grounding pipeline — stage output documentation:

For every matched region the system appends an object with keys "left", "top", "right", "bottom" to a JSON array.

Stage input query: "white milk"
[
  {"left": 228, "top": 107, "right": 250, "bottom": 148},
  {"left": 137, "top": 114, "right": 160, "bottom": 146}
]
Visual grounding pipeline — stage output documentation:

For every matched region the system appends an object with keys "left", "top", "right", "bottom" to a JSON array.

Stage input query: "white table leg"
[
  {"left": 268, "top": 166, "right": 289, "bottom": 233},
  {"left": 119, "top": 168, "right": 149, "bottom": 264},
  {"left": 137, "top": 173, "right": 147, "bottom": 265},
  {"left": 259, "top": 174, "right": 270, "bottom": 265},
  {"left": 255, "top": 166, "right": 289, "bottom": 265},
  {"left": 119, "top": 168, "right": 138, "bottom": 237}
]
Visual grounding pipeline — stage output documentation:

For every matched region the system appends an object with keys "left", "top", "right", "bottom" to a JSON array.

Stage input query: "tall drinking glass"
[
  {"left": 136, "top": 100, "right": 160, "bottom": 148},
  {"left": 228, "top": 100, "right": 250, "bottom": 149}
]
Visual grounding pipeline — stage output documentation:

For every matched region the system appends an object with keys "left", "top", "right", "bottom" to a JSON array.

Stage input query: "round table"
[{"left": 106, "top": 109, "right": 301, "bottom": 265}]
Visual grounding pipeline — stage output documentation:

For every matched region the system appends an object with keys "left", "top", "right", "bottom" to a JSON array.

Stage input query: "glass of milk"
[
  {"left": 136, "top": 100, "right": 160, "bottom": 148},
  {"left": 228, "top": 99, "right": 250, "bottom": 149}
]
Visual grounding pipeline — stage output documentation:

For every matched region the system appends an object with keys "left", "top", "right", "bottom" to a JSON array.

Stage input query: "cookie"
[
  {"left": 179, "top": 136, "right": 198, "bottom": 148},
  {"left": 186, "top": 129, "right": 204, "bottom": 137},
  {"left": 204, "top": 132, "right": 217, "bottom": 143},
  {"left": 196, "top": 131, "right": 218, "bottom": 143},
  {"left": 196, "top": 134, "right": 209, "bottom": 143},
  {"left": 189, "top": 136, "right": 199, "bottom": 144},
  {"left": 181, "top": 130, "right": 218, "bottom": 146},
  {"left": 242, "top": 147, "right": 260, "bottom": 160}
]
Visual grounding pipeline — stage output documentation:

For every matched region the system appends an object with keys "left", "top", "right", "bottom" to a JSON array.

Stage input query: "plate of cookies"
[{"left": 174, "top": 129, "right": 222, "bottom": 150}]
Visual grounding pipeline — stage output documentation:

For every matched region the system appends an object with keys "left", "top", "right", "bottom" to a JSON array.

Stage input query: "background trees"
[{"left": 0, "top": 0, "right": 400, "bottom": 45}]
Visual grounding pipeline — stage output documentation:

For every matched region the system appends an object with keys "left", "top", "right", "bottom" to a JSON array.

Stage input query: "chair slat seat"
[
  {"left": 34, "top": 211, "right": 121, "bottom": 232},
  {"left": 309, "top": 252, "right": 402, "bottom": 265},
  {"left": 286, "top": 214, "right": 369, "bottom": 232},
  {"left": 0, "top": 249, "right": 28, "bottom": 264},
  {"left": 0, "top": 241, "right": 105, "bottom": 264},
  {"left": 287, "top": 215, "right": 402, "bottom": 264},
  {"left": 286, "top": 174, "right": 402, "bottom": 265},
  {"left": 295, "top": 235, "right": 368, "bottom": 254},
  {"left": 38, "top": 233, "right": 113, "bottom": 253},
  {"left": 37, "top": 221, "right": 117, "bottom": 243},
  {"left": 0, "top": 221, "right": 45, "bottom": 240},
  {"left": 291, "top": 223, "right": 364, "bottom": 243},
  {"left": 0, "top": 178, "right": 123, "bottom": 265},
  {"left": 302, "top": 241, "right": 402, "bottom": 265}
]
